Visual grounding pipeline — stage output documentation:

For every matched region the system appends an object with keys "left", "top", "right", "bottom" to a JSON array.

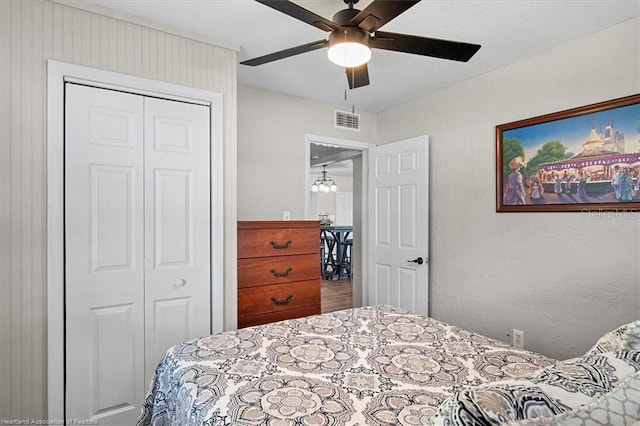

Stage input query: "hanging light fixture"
[{"left": 311, "top": 165, "right": 338, "bottom": 193}]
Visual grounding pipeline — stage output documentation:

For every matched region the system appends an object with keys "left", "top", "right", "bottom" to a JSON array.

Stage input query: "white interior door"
[
  {"left": 65, "top": 84, "right": 212, "bottom": 425},
  {"left": 65, "top": 84, "right": 145, "bottom": 424},
  {"left": 143, "top": 97, "right": 211, "bottom": 385},
  {"left": 367, "top": 136, "right": 429, "bottom": 315}
]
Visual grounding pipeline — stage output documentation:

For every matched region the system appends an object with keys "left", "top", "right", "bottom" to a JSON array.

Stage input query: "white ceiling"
[{"left": 88, "top": 0, "right": 639, "bottom": 113}]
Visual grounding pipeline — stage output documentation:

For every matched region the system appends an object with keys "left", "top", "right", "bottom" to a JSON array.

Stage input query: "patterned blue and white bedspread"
[{"left": 138, "top": 305, "right": 554, "bottom": 425}]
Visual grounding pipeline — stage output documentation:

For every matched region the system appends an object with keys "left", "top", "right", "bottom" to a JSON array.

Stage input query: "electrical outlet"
[
  {"left": 512, "top": 329, "right": 524, "bottom": 349},
  {"left": 283, "top": 211, "right": 291, "bottom": 220}
]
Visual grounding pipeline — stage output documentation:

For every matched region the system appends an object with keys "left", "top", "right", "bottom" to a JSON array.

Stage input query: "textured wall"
[
  {"left": 0, "top": 0, "right": 237, "bottom": 419},
  {"left": 377, "top": 17, "right": 640, "bottom": 360}
]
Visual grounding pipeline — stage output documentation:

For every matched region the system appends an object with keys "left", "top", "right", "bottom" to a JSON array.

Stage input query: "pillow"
[
  {"left": 513, "top": 371, "right": 640, "bottom": 426},
  {"left": 428, "top": 350, "right": 640, "bottom": 425},
  {"left": 624, "top": 321, "right": 640, "bottom": 351},
  {"left": 586, "top": 320, "right": 640, "bottom": 355},
  {"left": 428, "top": 383, "right": 572, "bottom": 425}
]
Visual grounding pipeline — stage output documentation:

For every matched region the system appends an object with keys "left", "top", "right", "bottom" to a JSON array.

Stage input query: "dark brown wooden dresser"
[{"left": 237, "top": 220, "right": 321, "bottom": 328}]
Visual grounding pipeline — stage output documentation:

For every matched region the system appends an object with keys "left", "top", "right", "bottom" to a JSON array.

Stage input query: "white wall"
[
  {"left": 378, "top": 17, "right": 640, "bottom": 360},
  {"left": 0, "top": 0, "right": 237, "bottom": 419},
  {"left": 237, "top": 85, "right": 376, "bottom": 220}
]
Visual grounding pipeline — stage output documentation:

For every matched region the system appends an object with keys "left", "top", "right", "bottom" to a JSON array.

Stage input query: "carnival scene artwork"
[{"left": 498, "top": 97, "right": 640, "bottom": 210}]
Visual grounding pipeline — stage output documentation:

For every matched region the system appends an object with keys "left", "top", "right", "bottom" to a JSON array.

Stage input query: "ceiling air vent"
[{"left": 334, "top": 110, "right": 360, "bottom": 131}]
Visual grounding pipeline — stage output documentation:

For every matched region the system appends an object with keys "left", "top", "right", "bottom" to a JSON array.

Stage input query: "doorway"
[
  {"left": 313, "top": 156, "right": 357, "bottom": 312},
  {"left": 304, "top": 134, "right": 375, "bottom": 311}
]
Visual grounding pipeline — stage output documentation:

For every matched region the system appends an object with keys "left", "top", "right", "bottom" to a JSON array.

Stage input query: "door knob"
[
  {"left": 408, "top": 257, "right": 424, "bottom": 265},
  {"left": 175, "top": 278, "right": 186, "bottom": 287}
]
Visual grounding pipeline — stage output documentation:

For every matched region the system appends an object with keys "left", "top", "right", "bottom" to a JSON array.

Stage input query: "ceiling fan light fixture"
[
  {"left": 328, "top": 42, "right": 371, "bottom": 67},
  {"left": 327, "top": 28, "right": 371, "bottom": 68}
]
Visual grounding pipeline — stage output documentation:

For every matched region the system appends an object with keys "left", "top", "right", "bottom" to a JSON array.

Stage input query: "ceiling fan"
[{"left": 240, "top": 0, "right": 481, "bottom": 89}]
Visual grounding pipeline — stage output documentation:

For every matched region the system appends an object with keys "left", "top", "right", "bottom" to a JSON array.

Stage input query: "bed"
[{"left": 138, "top": 306, "right": 640, "bottom": 425}]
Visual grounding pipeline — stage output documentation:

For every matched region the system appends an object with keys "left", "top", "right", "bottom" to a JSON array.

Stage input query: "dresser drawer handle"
[
  {"left": 270, "top": 267, "right": 292, "bottom": 277},
  {"left": 271, "top": 295, "right": 293, "bottom": 305},
  {"left": 270, "top": 240, "right": 292, "bottom": 249}
]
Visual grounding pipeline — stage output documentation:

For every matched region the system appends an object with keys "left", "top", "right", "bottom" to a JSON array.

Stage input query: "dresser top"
[{"left": 238, "top": 220, "right": 320, "bottom": 229}]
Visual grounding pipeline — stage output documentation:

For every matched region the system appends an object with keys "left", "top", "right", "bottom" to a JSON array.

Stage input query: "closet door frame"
[{"left": 46, "top": 60, "right": 225, "bottom": 420}]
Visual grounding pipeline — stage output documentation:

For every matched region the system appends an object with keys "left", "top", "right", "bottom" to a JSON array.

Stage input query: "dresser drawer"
[
  {"left": 238, "top": 305, "right": 320, "bottom": 329},
  {"left": 238, "top": 280, "right": 320, "bottom": 318},
  {"left": 238, "top": 254, "right": 319, "bottom": 288},
  {"left": 238, "top": 226, "right": 319, "bottom": 258}
]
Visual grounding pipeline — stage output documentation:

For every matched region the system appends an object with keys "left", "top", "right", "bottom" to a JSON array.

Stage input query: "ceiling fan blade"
[
  {"left": 352, "top": 0, "right": 421, "bottom": 33},
  {"left": 240, "top": 39, "right": 328, "bottom": 66},
  {"left": 372, "top": 31, "right": 481, "bottom": 62},
  {"left": 256, "top": 0, "right": 340, "bottom": 32},
  {"left": 346, "top": 63, "right": 370, "bottom": 89}
]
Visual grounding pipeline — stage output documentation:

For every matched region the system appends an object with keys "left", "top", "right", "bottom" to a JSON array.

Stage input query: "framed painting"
[{"left": 496, "top": 94, "right": 640, "bottom": 212}]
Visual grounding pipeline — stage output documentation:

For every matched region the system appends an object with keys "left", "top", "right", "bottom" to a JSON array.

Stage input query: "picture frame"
[{"left": 496, "top": 94, "right": 640, "bottom": 212}]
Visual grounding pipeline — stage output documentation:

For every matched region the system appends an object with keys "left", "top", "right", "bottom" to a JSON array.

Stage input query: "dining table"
[{"left": 320, "top": 225, "right": 353, "bottom": 280}]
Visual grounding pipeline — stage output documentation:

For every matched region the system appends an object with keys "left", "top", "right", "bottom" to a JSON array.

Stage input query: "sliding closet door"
[
  {"left": 143, "top": 97, "right": 211, "bottom": 385},
  {"left": 65, "top": 84, "right": 145, "bottom": 424},
  {"left": 65, "top": 84, "right": 212, "bottom": 425}
]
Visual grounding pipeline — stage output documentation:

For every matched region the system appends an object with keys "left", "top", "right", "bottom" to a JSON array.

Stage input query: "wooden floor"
[{"left": 321, "top": 279, "right": 353, "bottom": 313}]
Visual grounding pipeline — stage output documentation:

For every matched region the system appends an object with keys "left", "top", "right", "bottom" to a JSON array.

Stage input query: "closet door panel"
[
  {"left": 144, "top": 97, "right": 211, "bottom": 384},
  {"left": 153, "top": 168, "right": 193, "bottom": 267},
  {"left": 151, "top": 297, "right": 192, "bottom": 361},
  {"left": 65, "top": 85, "right": 213, "bottom": 425},
  {"left": 65, "top": 84, "right": 145, "bottom": 425}
]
